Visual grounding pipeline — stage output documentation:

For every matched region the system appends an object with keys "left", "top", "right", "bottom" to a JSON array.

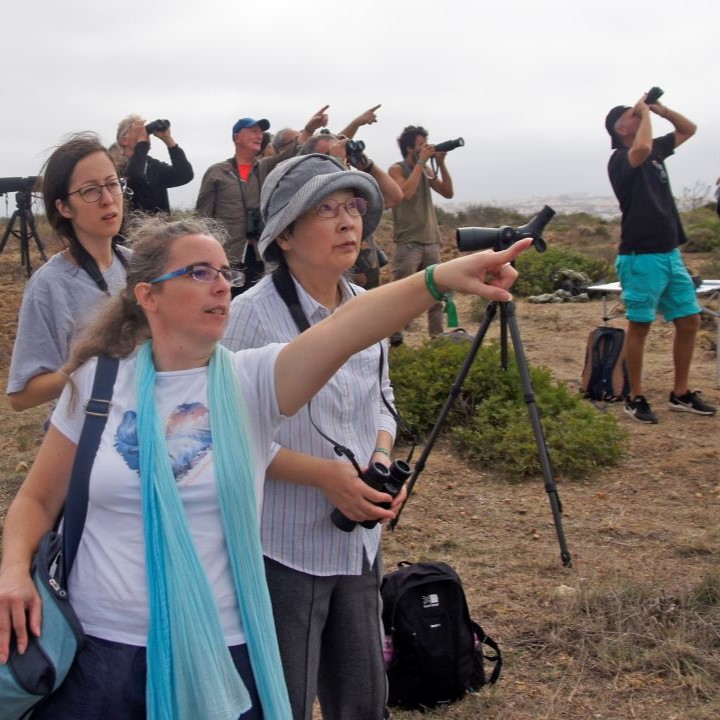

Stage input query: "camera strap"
[
  {"left": 72, "top": 235, "right": 129, "bottom": 295},
  {"left": 271, "top": 264, "right": 416, "bottom": 464},
  {"left": 271, "top": 264, "right": 362, "bottom": 471}
]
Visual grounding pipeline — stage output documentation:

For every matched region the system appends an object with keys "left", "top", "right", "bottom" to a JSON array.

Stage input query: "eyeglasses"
[
  {"left": 149, "top": 263, "right": 246, "bottom": 287},
  {"left": 67, "top": 177, "right": 127, "bottom": 203},
  {"left": 315, "top": 197, "right": 368, "bottom": 219}
]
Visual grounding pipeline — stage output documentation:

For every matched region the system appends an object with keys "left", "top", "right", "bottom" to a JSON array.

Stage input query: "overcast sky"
[{"left": 2, "top": 0, "right": 718, "bottom": 215}]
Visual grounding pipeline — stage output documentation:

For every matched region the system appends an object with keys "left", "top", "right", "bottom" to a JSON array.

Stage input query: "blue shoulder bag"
[{"left": 0, "top": 356, "right": 118, "bottom": 720}]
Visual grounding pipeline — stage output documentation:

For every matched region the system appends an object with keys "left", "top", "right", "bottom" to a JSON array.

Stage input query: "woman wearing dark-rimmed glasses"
[{"left": 7, "top": 132, "right": 130, "bottom": 412}]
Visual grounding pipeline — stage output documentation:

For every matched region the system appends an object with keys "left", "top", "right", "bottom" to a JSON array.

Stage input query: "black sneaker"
[
  {"left": 668, "top": 390, "right": 717, "bottom": 416},
  {"left": 624, "top": 395, "right": 659, "bottom": 424}
]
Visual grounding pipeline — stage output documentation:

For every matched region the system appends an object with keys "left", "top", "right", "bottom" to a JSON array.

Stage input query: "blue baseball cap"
[{"left": 232, "top": 117, "right": 270, "bottom": 137}]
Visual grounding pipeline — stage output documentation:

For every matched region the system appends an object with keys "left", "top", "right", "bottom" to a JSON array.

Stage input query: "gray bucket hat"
[{"left": 257, "top": 153, "right": 384, "bottom": 260}]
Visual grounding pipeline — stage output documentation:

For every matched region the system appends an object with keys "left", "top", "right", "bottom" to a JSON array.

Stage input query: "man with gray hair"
[
  {"left": 196, "top": 105, "right": 330, "bottom": 294},
  {"left": 116, "top": 114, "right": 194, "bottom": 214}
]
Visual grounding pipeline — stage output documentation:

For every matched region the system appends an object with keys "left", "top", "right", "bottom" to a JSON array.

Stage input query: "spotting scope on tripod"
[
  {"left": 0, "top": 176, "right": 47, "bottom": 277},
  {"left": 391, "top": 205, "right": 573, "bottom": 568}
]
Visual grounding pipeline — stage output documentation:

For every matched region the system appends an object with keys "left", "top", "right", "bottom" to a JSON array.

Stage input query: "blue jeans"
[{"left": 31, "top": 635, "right": 263, "bottom": 720}]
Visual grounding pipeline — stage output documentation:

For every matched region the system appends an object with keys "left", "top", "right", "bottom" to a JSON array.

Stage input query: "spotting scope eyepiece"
[{"left": 456, "top": 205, "right": 555, "bottom": 253}]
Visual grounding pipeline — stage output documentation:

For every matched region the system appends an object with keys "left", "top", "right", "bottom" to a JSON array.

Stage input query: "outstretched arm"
[
  {"left": 298, "top": 105, "right": 330, "bottom": 145},
  {"left": 275, "top": 239, "right": 533, "bottom": 416},
  {"left": 339, "top": 104, "right": 382, "bottom": 139}
]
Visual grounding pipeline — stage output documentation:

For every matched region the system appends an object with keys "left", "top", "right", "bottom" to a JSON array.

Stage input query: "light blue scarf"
[{"left": 135, "top": 340, "right": 291, "bottom": 720}]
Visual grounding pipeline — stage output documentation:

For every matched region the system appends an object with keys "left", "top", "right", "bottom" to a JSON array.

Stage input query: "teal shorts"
[{"left": 615, "top": 249, "right": 700, "bottom": 323}]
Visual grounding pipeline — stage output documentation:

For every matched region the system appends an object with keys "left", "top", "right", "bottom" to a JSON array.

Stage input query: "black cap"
[{"left": 605, "top": 105, "right": 630, "bottom": 149}]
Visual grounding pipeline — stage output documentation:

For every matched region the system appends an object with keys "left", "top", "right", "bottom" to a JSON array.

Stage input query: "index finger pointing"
[
  {"left": 497, "top": 237, "right": 534, "bottom": 263},
  {"left": 369, "top": 104, "right": 382, "bottom": 112}
]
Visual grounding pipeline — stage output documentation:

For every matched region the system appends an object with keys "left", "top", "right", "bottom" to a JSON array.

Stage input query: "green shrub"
[
  {"left": 389, "top": 339, "right": 629, "bottom": 480},
  {"left": 513, "top": 247, "right": 615, "bottom": 297},
  {"left": 682, "top": 206, "right": 720, "bottom": 252}
]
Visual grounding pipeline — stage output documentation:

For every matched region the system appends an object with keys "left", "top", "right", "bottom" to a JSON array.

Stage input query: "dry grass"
[{"left": 3, "top": 214, "right": 720, "bottom": 720}]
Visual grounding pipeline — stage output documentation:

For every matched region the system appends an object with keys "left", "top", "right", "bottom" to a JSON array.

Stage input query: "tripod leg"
[
  {"left": 26, "top": 211, "right": 48, "bottom": 262},
  {"left": 502, "top": 302, "right": 572, "bottom": 567},
  {"left": 390, "top": 301, "right": 500, "bottom": 530},
  {"left": 0, "top": 211, "right": 19, "bottom": 253},
  {"left": 20, "top": 211, "right": 31, "bottom": 277}
]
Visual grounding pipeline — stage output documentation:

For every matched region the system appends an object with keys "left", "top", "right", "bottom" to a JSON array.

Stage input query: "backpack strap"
[
  {"left": 61, "top": 355, "right": 119, "bottom": 577},
  {"left": 471, "top": 620, "right": 502, "bottom": 685}
]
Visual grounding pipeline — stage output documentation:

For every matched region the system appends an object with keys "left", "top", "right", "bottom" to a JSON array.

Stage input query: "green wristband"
[
  {"left": 373, "top": 447, "right": 390, "bottom": 457},
  {"left": 424, "top": 265, "right": 459, "bottom": 328}
]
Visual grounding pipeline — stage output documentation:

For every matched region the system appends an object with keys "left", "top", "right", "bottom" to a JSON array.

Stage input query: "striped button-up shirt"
[{"left": 223, "top": 273, "right": 397, "bottom": 575}]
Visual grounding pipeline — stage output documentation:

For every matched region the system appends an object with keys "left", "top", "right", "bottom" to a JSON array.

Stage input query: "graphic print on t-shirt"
[{"left": 114, "top": 402, "right": 212, "bottom": 484}]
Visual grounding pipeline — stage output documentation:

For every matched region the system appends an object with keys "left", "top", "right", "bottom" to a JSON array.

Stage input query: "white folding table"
[{"left": 587, "top": 280, "right": 720, "bottom": 387}]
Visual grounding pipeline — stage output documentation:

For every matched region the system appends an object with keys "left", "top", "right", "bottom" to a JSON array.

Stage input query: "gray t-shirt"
[{"left": 7, "top": 249, "right": 129, "bottom": 394}]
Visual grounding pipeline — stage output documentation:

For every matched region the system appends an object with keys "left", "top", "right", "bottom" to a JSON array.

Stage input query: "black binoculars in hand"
[
  {"left": 145, "top": 119, "right": 171, "bottom": 134},
  {"left": 331, "top": 460, "right": 412, "bottom": 532}
]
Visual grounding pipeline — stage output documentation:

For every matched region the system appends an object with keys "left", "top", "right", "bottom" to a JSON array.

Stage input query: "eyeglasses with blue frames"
[
  {"left": 315, "top": 197, "right": 368, "bottom": 218},
  {"left": 149, "top": 263, "right": 246, "bottom": 288},
  {"left": 66, "top": 177, "right": 127, "bottom": 203}
]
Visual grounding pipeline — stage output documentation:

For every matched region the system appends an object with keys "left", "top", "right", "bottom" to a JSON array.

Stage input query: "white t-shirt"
[{"left": 51, "top": 345, "right": 284, "bottom": 646}]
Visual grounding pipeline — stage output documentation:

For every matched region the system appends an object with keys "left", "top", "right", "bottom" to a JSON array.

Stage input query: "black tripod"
[
  {"left": 391, "top": 298, "right": 572, "bottom": 568},
  {"left": 0, "top": 190, "right": 47, "bottom": 276}
]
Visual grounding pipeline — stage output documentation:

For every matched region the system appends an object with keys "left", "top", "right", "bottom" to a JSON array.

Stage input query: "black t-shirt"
[{"left": 607, "top": 133, "right": 687, "bottom": 254}]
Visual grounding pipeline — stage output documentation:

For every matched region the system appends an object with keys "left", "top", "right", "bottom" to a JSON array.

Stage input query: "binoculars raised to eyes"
[{"left": 145, "top": 119, "right": 171, "bottom": 134}]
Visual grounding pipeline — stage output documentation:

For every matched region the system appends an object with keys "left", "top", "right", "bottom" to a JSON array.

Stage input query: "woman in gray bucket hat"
[
  {"left": 224, "top": 154, "right": 395, "bottom": 719},
  {"left": 222, "top": 154, "right": 529, "bottom": 720}
]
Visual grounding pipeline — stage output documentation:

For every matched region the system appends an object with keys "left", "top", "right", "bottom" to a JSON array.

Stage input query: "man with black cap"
[
  {"left": 606, "top": 94, "right": 716, "bottom": 423},
  {"left": 196, "top": 106, "right": 329, "bottom": 293}
]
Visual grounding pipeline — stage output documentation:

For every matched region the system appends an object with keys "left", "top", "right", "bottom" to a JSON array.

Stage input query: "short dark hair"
[{"left": 397, "top": 125, "right": 428, "bottom": 158}]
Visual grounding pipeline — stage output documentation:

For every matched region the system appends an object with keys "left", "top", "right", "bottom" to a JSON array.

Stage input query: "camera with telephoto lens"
[
  {"left": 245, "top": 207, "right": 265, "bottom": 240},
  {"left": 331, "top": 460, "right": 411, "bottom": 532},
  {"left": 433, "top": 137, "right": 465, "bottom": 153},
  {"left": 345, "top": 139, "right": 367, "bottom": 169},
  {"left": 0, "top": 176, "right": 40, "bottom": 195},
  {"left": 145, "top": 119, "right": 171, "bottom": 134},
  {"left": 456, "top": 205, "right": 556, "bottom": 253},
  {"left": 644, "top": 86, "right": 664, "bottom": 105}
]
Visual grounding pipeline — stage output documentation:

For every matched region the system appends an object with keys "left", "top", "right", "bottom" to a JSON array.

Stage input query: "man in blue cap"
[
  {"left": 196, "top": 106, "right": 329, "bottom": 293},
  {"left": 606, "top": 94, "right": 716, "bottom": 423}
]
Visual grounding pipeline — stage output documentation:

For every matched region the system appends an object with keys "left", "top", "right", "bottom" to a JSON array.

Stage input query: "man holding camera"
[
  {"left": 388, "top": 125, "right": 454, "bottom": 344},
  {"left": 196, "top": 105, "right": 329, "bottom": 294},
  {"left": 606, "top": 93, "right": 716, "bottom": 423},
  {"left": 116, "top": 115, "right": 194, "bottom": 214}
]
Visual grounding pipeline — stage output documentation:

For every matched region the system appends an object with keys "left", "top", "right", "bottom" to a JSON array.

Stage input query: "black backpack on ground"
[
  {"left": 580, "top": 325, "right": 630, "bottom": 402},
  {"left": 381, "top": 561, "right": 502, "bottom": 710}
]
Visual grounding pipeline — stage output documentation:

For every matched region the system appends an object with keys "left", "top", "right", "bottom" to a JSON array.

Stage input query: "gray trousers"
[
  {"left": 264, "top": 555, "right": 386, "bottom": 720},
  {"left": 392, "top": 242, "right": 444, "bottom": 337}
]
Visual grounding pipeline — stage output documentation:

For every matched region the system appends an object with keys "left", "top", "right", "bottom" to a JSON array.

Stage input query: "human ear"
[
  {"left": 134, "top": 282, "right": 157, "bottom": 314},
  {"left": 55, "top": 197, "right": 73, "bottom": 220},
  {"left": 276, "top": 231, "right": 293, "bottom": 251}
]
